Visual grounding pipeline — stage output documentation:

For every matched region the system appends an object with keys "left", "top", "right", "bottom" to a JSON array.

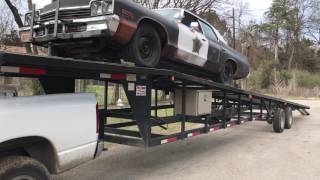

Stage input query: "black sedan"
[{"left": 20, "top": 0, "right": 250, "bottom": 84}]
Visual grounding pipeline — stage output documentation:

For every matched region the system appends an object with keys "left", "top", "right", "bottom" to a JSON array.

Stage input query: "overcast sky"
[{"left": 34, "top": 0, "right": 272, "bottom": 21}]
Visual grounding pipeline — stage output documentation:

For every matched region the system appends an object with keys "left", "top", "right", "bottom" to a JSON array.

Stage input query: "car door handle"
[{"left": 202, "top": 39, "right": 207, "bottom": 42}]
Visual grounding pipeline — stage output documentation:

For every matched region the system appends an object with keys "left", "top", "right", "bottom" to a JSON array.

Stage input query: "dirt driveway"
[{"left": 53, "top": 100, "right": 320, "bottom": 180}]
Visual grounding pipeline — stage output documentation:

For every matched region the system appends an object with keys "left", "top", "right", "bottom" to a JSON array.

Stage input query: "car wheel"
[
  {"left": 126, "top": 24, "right": 161, "bottom": 67},
  {"left": 214, "top": 61, "right": 234, "bottom": 85},
  {"left": 0, "top": 156, "right": 50, "bottom": 180}
]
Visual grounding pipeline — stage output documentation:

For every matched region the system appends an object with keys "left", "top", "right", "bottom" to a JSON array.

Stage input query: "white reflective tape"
[
  {"left": 128, "top": 83, "right": 135, "bottom": 91},
  {"left": 241, "top": 121, "right": 245, "bottom": 124},
  {"left": 100, "top": 73, "right": 111, "bottom": 79},
  {"left": 0, "top": 66, "right": 19, "bottom": 73},
  {"left": 161, "top": 139, "right": 168, "bottom": 144},
  {"left": 188, "top": 133, "right": 193, "bottom": 137},
  {"left": 227, "top": 124, "right": 231, "bottom": 127},
  {"left": 126, "top": 74, "right": 137, "bottom": 82}
]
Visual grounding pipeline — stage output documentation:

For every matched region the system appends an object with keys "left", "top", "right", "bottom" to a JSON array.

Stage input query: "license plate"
[{"left": 20, "top": 31, "right": 31, "bottom": 42}]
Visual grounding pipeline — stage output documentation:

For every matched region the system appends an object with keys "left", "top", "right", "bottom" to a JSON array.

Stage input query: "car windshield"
[{"left": 154, "top": 9, "right": 182, "bottom": 20}]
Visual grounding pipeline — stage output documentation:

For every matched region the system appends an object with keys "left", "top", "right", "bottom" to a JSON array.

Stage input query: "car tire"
[
  {"left": 284, "top": 107, "right": 293, "bottom": 129},
  {"left": 273, "top": 108, "right": 285, "bottom": 133},
  {"left": 0, "top": 156, "right": 50, "bottom": 180},
  {"left": 126, "top": 24, "right": 161, "bottom": 68},
  {"left": 214, "top": 61, "right": 234, "bottom": 85}
]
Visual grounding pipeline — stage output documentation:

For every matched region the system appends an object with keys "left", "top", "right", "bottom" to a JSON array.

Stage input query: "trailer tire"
[
  {"left": 285, "top": 107, "right": 293, "bottom": 129},
  {"left": 273, "top": 108, "right": 285, "bottom": 133},
  {"left": 0, "top": 156, "right": 50, "bottom": 180}
]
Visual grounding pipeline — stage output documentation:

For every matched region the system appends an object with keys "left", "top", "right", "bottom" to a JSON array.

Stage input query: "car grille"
[
  {"left": 40, "top": 8, "right": 91, "bottom": 22},
  {"left": 34, "top": 23, "right": 87, "bottom": 37},
  {"left": 66, "top": 23, "right": 87, "bottom": 33}
]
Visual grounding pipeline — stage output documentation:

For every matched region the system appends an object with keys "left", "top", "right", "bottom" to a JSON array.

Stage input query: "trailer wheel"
[
  {"left": 273, "top": 108, "right": 285, "bottom": 133},
  {"left": 0, "top": 156, "right": 50, "bottom": 180},
  {"left": 285, "top": 107, "right": 293, "bottom": 129},
  {"left": 126, "top": 24, "right": 161, "bottom": 68}
]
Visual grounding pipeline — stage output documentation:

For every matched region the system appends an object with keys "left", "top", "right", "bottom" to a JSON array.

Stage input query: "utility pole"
[
  {"left": 318, "top": 28, "right": 320, "bottom": 45},
  {"left": 232, "top": 8, "right": 236, "bottom": 49}
]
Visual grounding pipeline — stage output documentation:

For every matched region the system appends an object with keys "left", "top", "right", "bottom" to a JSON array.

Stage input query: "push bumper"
[{"left": 19, "top": 15, "right": 120, "bottom": 44}]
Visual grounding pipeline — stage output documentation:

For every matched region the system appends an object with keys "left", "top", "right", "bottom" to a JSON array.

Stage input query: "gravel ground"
[{"left": 53, "top": 100, "right": 319, "bottom": 180}]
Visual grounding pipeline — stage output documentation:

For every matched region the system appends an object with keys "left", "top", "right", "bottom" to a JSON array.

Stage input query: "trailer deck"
[{"left": 0, "top": 52, "right": 310, "bottom": 148}]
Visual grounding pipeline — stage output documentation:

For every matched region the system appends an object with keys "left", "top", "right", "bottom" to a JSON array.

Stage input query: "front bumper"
[{"left": 19, "top": 15, "right": 120, "bottom": 44}]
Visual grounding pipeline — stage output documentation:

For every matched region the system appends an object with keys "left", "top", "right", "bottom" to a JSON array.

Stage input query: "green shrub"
[{"left": 292, "top": 70, "right": 320, "bottom": 89}]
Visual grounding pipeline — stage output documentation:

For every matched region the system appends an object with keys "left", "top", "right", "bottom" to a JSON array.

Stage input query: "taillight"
[{"left": 96, "top": 104, "right": 100, "bottom": 134}]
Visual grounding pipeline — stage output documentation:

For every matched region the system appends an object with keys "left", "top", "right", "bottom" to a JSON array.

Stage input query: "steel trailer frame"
[{"left": 0, "top": 52, "right": 310, "bottom": 148}]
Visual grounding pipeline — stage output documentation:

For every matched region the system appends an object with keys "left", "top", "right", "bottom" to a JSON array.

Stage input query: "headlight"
[
  {"left": 24, "top": 11, "right": 40, "bottom": 26},
  {"left": 91, "top": 0, "right": 113, "bottom": 16}
]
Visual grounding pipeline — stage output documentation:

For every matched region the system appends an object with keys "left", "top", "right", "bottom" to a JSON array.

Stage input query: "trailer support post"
[
  {"left": 104, "top": 81, "right": 109, "bottom": 125},
  {"left": 249, "top": 96, "right": 253, "bottom": 121},
  {"left": 260, "top": 99, "right": 263, "bottom": 119},
  {"left": 155, "top": 89, "right": 158, "bottom": 118},
  {"left": 223, "top": 91, "right": 227, "bottom": 128},
  {"left": 181, "top": 82, "right": 186, "bottom": 139},
  {"left": 123, "top": 76, "right": 152, "bottom": 147},
  {"left": 204, "top": 115, "right": 209, "bottom": 133},
  {"left": 237, "top": 94, "right": 241, "bottom": 124}
]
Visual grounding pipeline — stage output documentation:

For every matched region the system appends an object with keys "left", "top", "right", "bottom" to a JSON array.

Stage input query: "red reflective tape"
[
  {"left": 193, "top": 131, "right": 201, "bottom": 136},
  {"left": 210, "top": 127, "right": 220, "bottom": 132},
  {"left": 111, "top": 74, "right": 127, "bottom": 80},
  {"left": 161, "top": 137, "right": 177, "bottom": 144},
  {"left": 167, "top": 137, "right": 177, "bottom": 143},
  {"left": 20, "top": 67, "right": 46, "bottom": 75}
]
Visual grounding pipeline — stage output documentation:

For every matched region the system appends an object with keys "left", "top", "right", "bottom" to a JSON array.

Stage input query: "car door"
[
  {"left": 175, "top": 12, "right": 209, "bottom": 67},
  {"left": 198, "top": 20, "right": 222, "bottom": 72}
]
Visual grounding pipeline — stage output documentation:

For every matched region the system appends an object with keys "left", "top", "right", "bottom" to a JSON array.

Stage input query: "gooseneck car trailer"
[{"left": 0, "top": 52, "right": 310, "bottom": 148}]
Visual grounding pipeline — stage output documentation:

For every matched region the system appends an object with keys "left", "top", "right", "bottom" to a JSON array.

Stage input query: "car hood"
[{"left": 41, "top": 0, "right": 91, "bottom": 13}]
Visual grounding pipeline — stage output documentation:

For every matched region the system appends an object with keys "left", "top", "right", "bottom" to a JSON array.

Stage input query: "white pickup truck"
[{"left": 0, "top": 93, "right": 104, "bottom": 180}]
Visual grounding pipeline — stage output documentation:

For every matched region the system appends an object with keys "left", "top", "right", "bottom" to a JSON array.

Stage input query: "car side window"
[
  {"left": 199, "top": 21, "right": 218, "bottom": 41},
  {"left": 181, "top": 12, "right": 203, "bottom": 33}
]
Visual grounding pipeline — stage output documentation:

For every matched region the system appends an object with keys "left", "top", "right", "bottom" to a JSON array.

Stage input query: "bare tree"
[
  {"left": 27, "top": 0, "right": 38, "bottom": 54},
  {"left": 134, "top": 0, "right": 222, "bottom": 15},
  {"left": 4, "top": 0, "right": 32, "bottom": 54}
]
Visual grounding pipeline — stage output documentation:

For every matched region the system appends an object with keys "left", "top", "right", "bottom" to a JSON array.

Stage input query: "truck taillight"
[{"left": 96, "top": 104, "right": 100, "bottom": 134}]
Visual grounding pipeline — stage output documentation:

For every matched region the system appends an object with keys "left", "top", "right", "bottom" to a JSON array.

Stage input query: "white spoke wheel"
[
  {"left": 273, "top": 108, "right": 285, "bottom": 133},
  {"left": 285, "top": 107, "right": 293, "bottom": 129}
]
